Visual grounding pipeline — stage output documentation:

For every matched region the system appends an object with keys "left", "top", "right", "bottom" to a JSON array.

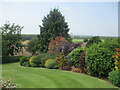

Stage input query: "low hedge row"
[{"left": 2, "top": 56, "right": 23, "bottom": 64}]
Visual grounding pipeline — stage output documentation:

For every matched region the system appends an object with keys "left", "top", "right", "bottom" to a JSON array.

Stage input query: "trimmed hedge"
[{"left": 2, "top": 56, "right": 23, "bottom": 64}]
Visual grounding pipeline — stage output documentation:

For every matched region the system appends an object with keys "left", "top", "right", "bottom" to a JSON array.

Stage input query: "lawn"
[
  {"left": 73, "top": 39, "right": 83, "bottom": 42},
  {"left": 2, "top": 63, "right": 117, "bottom": 88}
]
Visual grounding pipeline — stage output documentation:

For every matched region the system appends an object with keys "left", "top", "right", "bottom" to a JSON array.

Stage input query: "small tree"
[
  {"left": 86, "top": 36, "right": 101, "bottom": 47},
  {"left": 27, "top": 37, "right": 39, "bottom": 55},
  {"left": 1, "top": 22, "right": 23, "bottom": 56},
  {"left": 38, "top": 8, "right": 72, "bottom": 53}
]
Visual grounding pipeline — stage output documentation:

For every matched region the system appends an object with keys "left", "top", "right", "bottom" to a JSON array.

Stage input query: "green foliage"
[
  {"left": 67, "top": 47, "right": 84, "bottom": 68},
  {"left": 83, "top": 38, "right": 88, "bottom": 42},
  {"left": 29, "top": 56, "right": 41, "bottom": 67},
  {"left": 108, "top": 70, "right": 120, "bottom": 87},
  {"left": 36, "top": 53, "right": 56, "bottom": 67},
  {"left": 45, "top": 59, "right": 53, "bottom": 67},
  {"left": 85, "top": 41, "right": 120, "bottom": 77},
  {"left": 2, "top": 56, "right": 22, "bottom": 64},
  {"left": 1, "top": 22, "right": 23, "bottom": 56},
  {"left": 27, "top": 37, "right": 39, "bottom": 55},
  {"left": 45, "top": 59, "right": 57, "bottom": 69},
  {"left": 86, "top": 36, "right": 101, "bottom": 47},
  {"left": 20, "top": 56, "right": 30, "bottom": 66},
  {"left": 22, "top": 61, "right": 30, "bottom": 67},
  {"left": 38, "top": 8, "right": 72, "bottom": 53}
]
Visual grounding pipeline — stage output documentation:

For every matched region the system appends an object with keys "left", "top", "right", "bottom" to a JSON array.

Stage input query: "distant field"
[{"left": 73, "top": 39, "right": 83, "bottom": 42}]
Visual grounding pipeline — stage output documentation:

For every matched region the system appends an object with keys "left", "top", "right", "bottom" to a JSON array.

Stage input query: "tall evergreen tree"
[{"left": 38, "top": 8, "right": 72, "bottom": 52}]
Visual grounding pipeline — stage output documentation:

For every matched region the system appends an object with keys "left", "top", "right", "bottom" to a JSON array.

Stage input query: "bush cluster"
[
  {"left": 20, "top": 56, "right": 30, "bottom": 66},
  {"left": 67, "top": 47, "right": 85, "bottom": 68},
  {"left": 85, "top": 41, "right": 120, "bottom": 77},
  {"left": 45, "top": 59, "right": 58, "bottom": 69}
]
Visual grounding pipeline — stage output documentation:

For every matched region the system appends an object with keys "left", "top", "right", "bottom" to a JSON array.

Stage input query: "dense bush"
[
  {"left": 78, "top": 52, "right": 87, "bottom": 73},
  {"left": 67, "top": 47, "right": 85, "bottom": 68},
  {"left": 45, "top": 59, "right": 58, "bottom": 69},
  {"left": 36, "top": 53, "right": 56, "bottom": 67},
  {"left": 20, "top": 56, "right": 30, "bottom": 66},
  {"left": 29, "top": 56, "right": 41, "bottom": 67},
  {"left": 45, "top": 59, "right": 52, "bottom": 67},
  {"left": 108, "top": 70, "right": 120, "bottom": 87},
  {"left": 112, "top": 48, "right": 120, "bottom": 71},
  {"left": 2, "top": 56, "right": 22, "bottom": 64},
  {"left": 85, "top": 41, "right": 120, "bottom": 77},
  {"left": 55, "top": 42, "right": 81, "bottom": 56}
]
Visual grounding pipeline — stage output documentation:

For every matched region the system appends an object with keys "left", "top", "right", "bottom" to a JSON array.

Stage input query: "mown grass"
[{"left": 2, "top": 63, "right": 118, "bottom": 88}]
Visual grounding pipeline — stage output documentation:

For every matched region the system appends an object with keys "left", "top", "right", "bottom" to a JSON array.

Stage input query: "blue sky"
[{"left": 1, "top": 2, "right": 118, "bottom": 36}]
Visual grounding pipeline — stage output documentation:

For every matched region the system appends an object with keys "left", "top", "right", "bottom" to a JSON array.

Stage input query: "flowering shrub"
[
  {"left": 1, "top": 79, "right": 16, "bottom": 89},
  {"left": 112, "top": 48, "right": 120, "bottom": 71}
]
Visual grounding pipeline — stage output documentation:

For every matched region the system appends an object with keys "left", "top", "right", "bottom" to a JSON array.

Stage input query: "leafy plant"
[
  {"left": 108, "top": 70, "right": 120, "bottom": 87},
  {"left": 29, "top": 56, "right": 41, "bottom": 67},
  {"left": 67, "top": 47, "right": 84, "bottom": 68},
  {"left": 45, "top": 59, "right": 53, "bottom": 67},
  {"left": 45, "top": 59, "right": 58, "bottom": 69},
  {"left": 20, "top": 56, "right": 30, "bottom": 66},
  {"left": 85, "top": 41, "right": 120, "bottom": 77},
  {"left": 48, "top": 36, "right": 68, "bottom": 54},
  {"left": 27, "top": 37, "right": 39, "bottom": 55},
  {"left": 86, "top": 36, "right": 101, "bottom": 47},
  {"left": 55, "top": 53, "right": 66, "bottom": 69}
]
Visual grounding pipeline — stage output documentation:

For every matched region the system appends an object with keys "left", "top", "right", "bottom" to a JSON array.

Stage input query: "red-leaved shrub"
[{"left": 48, "top": 36, "right": 68, "bottom": 54}]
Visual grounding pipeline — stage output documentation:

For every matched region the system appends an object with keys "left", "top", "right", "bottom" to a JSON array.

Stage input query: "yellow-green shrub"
[
  {"left": 45, "top": 59, "right": 58, "bottom": 69},
  {"left": 29, "top": 56, "right": 36, "bottom": 65},
  {"left": 45, "top": 59, "right": 53, "bottom": 67}
]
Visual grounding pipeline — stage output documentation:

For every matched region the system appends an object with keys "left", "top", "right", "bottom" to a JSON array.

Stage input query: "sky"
[{"left": 0, "top": 1, "right": 119, "bottom": 36}]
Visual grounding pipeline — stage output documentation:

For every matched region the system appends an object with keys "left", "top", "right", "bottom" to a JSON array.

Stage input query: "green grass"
[
  {"left": 2, "top": 63, "right": 118, "bottom": 88},
  {"left": 73, "top": 39, "right": 83, "bottom": 42}
]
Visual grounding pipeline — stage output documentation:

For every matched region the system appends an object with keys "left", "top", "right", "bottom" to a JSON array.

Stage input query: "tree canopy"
[
  {"left": 1, "top": 22, "right": 23, "bottom": 56},
  {"left": 38, "top": 8, "right": 72, "bottom": 53}
]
